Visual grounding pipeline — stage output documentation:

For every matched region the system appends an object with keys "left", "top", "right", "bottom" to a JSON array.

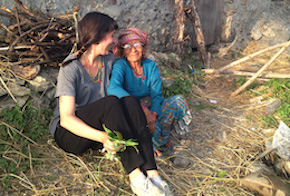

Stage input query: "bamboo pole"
[
  {"left": 203, "top": 69, "right": 290, "bottom": 79},
  {"left": 230, "top": 42, "right": 290, "bottom": 97},
  {"left": 217, "top": 40, "right": 290, "bottom": 73}
]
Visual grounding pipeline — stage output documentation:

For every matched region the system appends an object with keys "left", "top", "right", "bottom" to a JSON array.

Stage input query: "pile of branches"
[{"left": 0, "top": 0, "right": 76, "bottom": 67}]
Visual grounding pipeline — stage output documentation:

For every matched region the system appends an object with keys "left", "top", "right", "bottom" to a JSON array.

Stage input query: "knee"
[
  {"left": 105, "top": 95, "right": 122, "bottom": 109},
  {"left": 106, "top": 95, "right": 119, "bottom": 103},
  {"left": 121, "top": 96, "right": 139, "bottom": 105},
  {"left": 175, "top": 94, "right": 185, "bottom": 101}
]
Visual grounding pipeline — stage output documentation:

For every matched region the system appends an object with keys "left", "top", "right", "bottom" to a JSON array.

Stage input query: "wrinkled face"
[
  {"left": 94, "top": 30, "right": 116, "bottom": 55},
  {"left": 123, "top": 40, "right": 143, "bottom": 63}
]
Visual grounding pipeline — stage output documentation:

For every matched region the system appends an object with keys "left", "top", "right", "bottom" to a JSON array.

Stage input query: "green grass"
[
  {"left": 159, "top": 53, "right": 205, "bottom": 98},
  {"left": 258, "top": 78, "right": 290, "bottom": 127},
  {"left": 162, "top": 77, "right": 192, "bottom": 98},
  {"left": 0, "top": 101, "right": 53, "bottom": 190},
  {"left": 233, "top": 76, "right": 259, "bottom": 90}
]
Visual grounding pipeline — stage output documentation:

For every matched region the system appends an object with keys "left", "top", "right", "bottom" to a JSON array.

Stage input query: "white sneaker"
[
  {"left": 159, "top": 181, "right": 174, "bottom": 196},
  {"left": 131, "top": 177, "right": 165, "bottom": 196}
]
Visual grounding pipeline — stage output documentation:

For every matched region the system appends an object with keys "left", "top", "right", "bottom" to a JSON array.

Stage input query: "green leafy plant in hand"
[{"left": 102, "top": 124, "right": 139, "bottom": 160}]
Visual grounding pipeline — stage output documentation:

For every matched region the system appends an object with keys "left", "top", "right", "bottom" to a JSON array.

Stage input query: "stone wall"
[
  {"left": 221, "top": 0, "right": 271, "bottom": 49},
  {"left": 0, "top": 0, "right": 271, "bottom": 52}
]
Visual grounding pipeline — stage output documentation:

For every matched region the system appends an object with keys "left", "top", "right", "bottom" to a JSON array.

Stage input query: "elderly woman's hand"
[
  {"left": 146, "top": 112, "right": 157, "bottom": 134},
  {"left": 141, "top": 104, "right": 157, "bottom": 134}
]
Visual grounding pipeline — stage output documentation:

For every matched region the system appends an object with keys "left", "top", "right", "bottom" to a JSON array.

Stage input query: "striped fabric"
[{"left": 152, "top": 95, "right": 192, "bottom": 151}]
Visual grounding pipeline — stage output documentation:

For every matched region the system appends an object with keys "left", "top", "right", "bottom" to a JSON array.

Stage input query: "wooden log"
[
  {"left": 8, "top": 23, "right": 52, "bottom": 52},
  {"left": 203, "top": 69, "right": 290, "bottom": 79},
  {"left": 0, "top": 23, "right": 19, "bottom": 38},
  {"left": 184, "top": 0, "right": 210, "bottom": 68},
  {"left": 230, "top": 42, "right": 290, "bottom": 97},
  {"left": 0, "top": 7, "right": 15, "bottom": 19},
  {"left": 14, "top": 7, "right": 22, "bottom": 37},
  {"left": 0, "top": 45, "right": 32, "bottom": 51},
  {"left": 0, "top": 51, "right": 40, "bottom": 57},
  {"left": 217, "top": 40, "right": 290, "bottom": 73},
  {"left": 1, "top": 1, "right": 75, "bottom": 65},
  {"left": 173, "top": 0, "right": 185, "bottom": 59},
  {"left": 14, "top": 0, "right": 47, "bottom": 21}
]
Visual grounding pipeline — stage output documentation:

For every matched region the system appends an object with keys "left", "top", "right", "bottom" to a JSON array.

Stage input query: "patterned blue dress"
[{"left": 107, "top": 58, "right": 192, "bottom": 151}]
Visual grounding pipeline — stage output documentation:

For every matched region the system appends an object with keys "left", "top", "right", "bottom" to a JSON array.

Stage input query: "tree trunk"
[
  {"left": 173, "top": 0, "right": 185, "bottom": 59},
  {"left": 185, "top": 0, "right": 210, "bottom": 68}
]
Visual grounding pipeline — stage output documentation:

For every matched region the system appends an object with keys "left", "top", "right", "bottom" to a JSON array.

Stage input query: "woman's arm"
[
  {"left": 59, "top": 95, "right": 116, "bottom": 152},
  {"left": 107, "top": 60, "right": 131, "bottom": 98},
  {"left": 149, "top": 62, "right": 163, "bottom": 115}
]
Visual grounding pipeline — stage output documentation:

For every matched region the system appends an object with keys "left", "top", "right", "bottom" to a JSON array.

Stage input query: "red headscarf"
[{"left": 113, "top": 28, "right": 148, "bottom": 58}]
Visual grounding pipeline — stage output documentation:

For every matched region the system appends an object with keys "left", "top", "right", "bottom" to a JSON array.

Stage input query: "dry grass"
[
  {"left": 233, "top": 41, "right": 290, "bottom": 74},
  {"left": 0, "top": 82, "right": 275, "bottom": 196},
  {"left": 1, "top": 42, "right": 289, "bottom": 195}
]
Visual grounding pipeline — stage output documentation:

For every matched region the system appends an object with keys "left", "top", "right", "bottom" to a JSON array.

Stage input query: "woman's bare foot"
[
  {"left": 164, "top": 139, "right": 173, "bottom": 148},
  {"left": 154, "top": 149, "right": 163, "bottom": 157}
]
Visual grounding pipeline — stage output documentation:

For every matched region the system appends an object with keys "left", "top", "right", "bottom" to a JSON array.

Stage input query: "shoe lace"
[{"left": 143, "top": 178, "right": 153, "bottom": 193}]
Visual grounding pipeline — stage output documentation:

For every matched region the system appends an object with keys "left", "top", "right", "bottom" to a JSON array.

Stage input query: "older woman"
[
  {"left": 107, "top": 28, "right": 192, "bottom": 158},
  {"left": 49, "top": 14, "right": 167, "bottom": 196}
]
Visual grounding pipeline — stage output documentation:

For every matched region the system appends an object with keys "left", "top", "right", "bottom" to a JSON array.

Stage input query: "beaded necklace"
[
  {"left": 83, "top": 60, "right": 103, "bottom": 83},
  {"left": 132, "top": 66, "right": 146, "bottom": 90}
]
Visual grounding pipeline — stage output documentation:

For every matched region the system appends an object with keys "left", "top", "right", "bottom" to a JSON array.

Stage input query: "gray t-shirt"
[{"left": 49, "top": 53, "right": 115, "bottom": 136}]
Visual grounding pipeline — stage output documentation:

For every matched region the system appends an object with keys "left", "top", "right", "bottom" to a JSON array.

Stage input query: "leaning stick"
[
  {"left": 203, "top": 69, "right": 290, "bottom": 79},
  {"left": 0, "top": 77, "right": 17, "bottom": 103},
  {"left": 217, "top": 40, "right": 290, "bottom": 73},
  {"left": 231, "top": 42, "right": 290, "bottom": 97}
]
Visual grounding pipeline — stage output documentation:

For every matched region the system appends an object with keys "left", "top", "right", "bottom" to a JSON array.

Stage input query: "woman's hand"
[
  {"left": 141, "top": 104, "right": 157, "bottom": 134},
  {"left": 147, "top": 112, "right": 157, "bottom": 134},
  {"left": 101, "top": 132, "right": 117, "bottom": 154}
]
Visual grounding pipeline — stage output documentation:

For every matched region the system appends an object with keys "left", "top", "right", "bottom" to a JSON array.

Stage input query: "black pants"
[{"left": 54, "top": 95, "right": 156, "bottom": 173}]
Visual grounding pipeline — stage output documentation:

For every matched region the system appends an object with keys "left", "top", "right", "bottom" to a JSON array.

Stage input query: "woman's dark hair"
[{"left": 62, "top": 12, "right": 118, "bottom": 66}]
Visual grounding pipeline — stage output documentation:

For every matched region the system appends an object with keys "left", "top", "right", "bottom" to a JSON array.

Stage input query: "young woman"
[
  {"left": 108, "top": 28, "right": 192, "bottom": 158},
  {"left": 49, "top": 12, "right": 170, "bottom": 196}
]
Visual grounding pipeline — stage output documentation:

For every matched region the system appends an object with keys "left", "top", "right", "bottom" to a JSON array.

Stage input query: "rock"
[
  {"left": 195, "top": 151, "right": 204, "bottom": 159},
  {"left": 28, "top": 76, "right": 52, "bottom": 92},
  {"left": 0, "top": 95, "right": 29, "bottom": 112},
  {"left": 284, "top": 161, "right": 290, "bottom": 176},
  {"left": 266, "top": 99, "right": 282, "bottom": 115},
  {"left": 240, "top": 173, "right": 290, "bottom": 196},
  {"left": 10, "top": 86, "right": 31, "bottom": 97},
  {"left": 0, "top": 85, "right": 7, "bottom": 97},
  {"left": 173, "top": 157, "right": 191, "bottom": 168},
  {"left": 162, "top": 77, "right": 175, "bottom": 88},
  {"left": 262, "top": 26, "right": 276, "bottom": 38},
  {"left": 30, "top": 93, "right": 51, "bottom": 109},
  {"left": 45, "top": 87, "right": 56, "bottom": 100},
  {"left": 263, "top": 128, "right": 276, "bottom": 136},
  {"left": 251, "top": 28, "right": 263, "bottom": 41},
  {"left": 11, "top": 64, "right": 40, "bottom": 80},
  {"left": 189, "top": 99, "right": 200, "bottom": 106},
  {"left": 0, "top": 80, "right": 30, "bottom": 97}
]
